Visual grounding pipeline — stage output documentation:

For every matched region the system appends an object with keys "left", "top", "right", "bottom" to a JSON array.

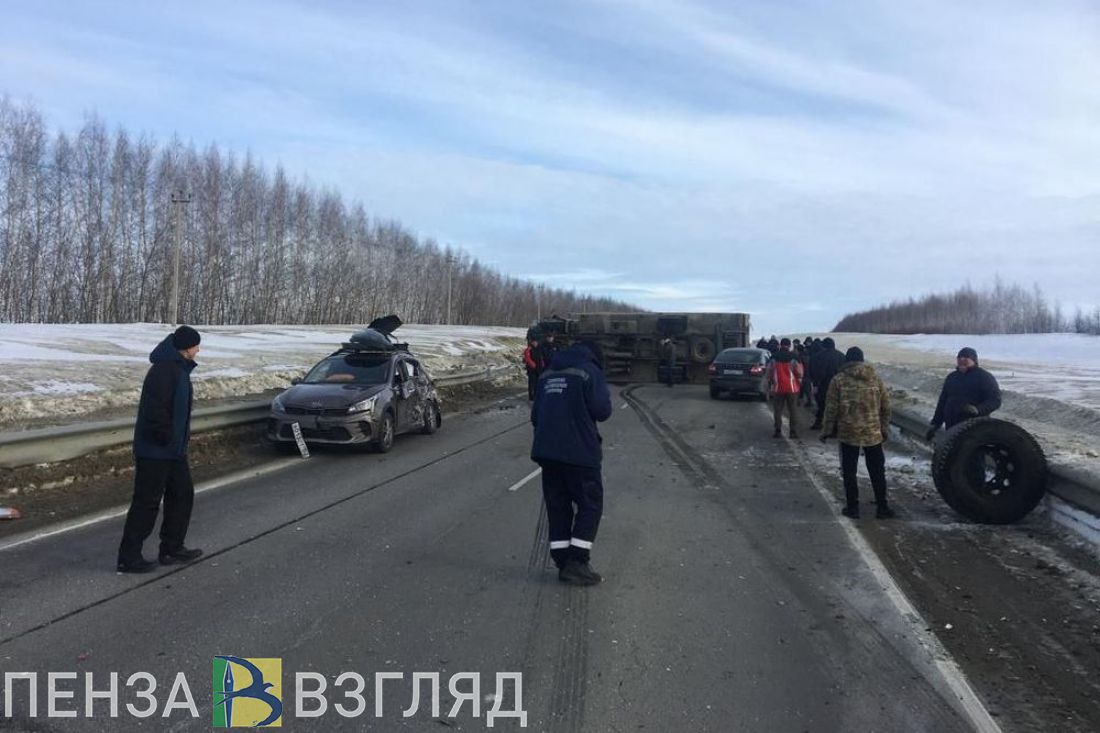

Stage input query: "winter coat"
[
  {"left": 931, "top": 366, "right": 1001, "bottom": 429},
  {"left": 133, "top": 335, "right": 196, "bottom": 460},
  {"left": 766, "top": 349, "right": 803, "bottom": 395},
  {"left": 523, "top": 345, "right": 539, "bottom": 373},
  {"left": 822, "top": 362, "right": 891, "bottom": 447},
  {"left": 531, "top": 344, "right": 613, "bottom": 469},
  {"left": 810, "top": 347, "right": 846, "bottom": 390}
]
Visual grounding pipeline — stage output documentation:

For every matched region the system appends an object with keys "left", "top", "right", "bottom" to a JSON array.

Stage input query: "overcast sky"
[{"left": 2, "top": 0, "right": 1097, "bottom": 334}]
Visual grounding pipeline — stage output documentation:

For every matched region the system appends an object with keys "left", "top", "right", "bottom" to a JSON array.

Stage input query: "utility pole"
[
  {"left": 169, "top": 189, "right": 192, "bottom": 325},
  {"left": 446, "top": 253, "right": 454, "bottom": 325}
]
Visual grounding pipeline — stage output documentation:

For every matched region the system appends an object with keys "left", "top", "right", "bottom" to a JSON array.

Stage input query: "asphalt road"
[{"left": 0, "top": 386, "right": 982, "bottom": 731}]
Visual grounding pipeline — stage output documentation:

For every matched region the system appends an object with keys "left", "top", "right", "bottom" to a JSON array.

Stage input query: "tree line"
[
  {"left": 0, "top": 98, "right": 637, "bottom": 326},
  {"left": 833, "top": 281, "right": 1100, "bottom": 335}
]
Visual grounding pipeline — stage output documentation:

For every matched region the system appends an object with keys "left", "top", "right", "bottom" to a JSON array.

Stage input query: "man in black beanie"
[
  {"left": 117, "top": 326, "right": 204, "bottom": 572},
  {"left": 925, "top": 346, "right": 1002, "bottom": 441}
]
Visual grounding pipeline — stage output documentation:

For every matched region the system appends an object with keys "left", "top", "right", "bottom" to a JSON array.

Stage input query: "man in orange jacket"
[{"left": 766, "top": 338, "right": 804, "bottom": 439}]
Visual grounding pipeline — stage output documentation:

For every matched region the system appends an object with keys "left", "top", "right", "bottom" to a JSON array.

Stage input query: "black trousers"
[
  {"left": 539, "top": 460, "right": 603, "bottom": 567},
  {"left": 118, "top": 457, "right": 195, "bottom": 563},
  {"left": 527, "top": 370, "right": 539, "bottom": 401},
  {"left": 814, "top": 379, "right": 832, "bottom": 424},
  {"left": 839, "top": 442, "right": 887, "bottom": 507}
]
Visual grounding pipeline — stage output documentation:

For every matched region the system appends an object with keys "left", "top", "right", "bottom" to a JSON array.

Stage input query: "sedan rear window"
[
  {"left": 303, "top": 355, "right": 391, "bottom": 385},
  {"left": 717, "top": 350, "right": 765, "bottom": 365}
]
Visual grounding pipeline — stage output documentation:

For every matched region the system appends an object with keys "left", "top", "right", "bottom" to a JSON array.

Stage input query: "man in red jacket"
[
  {"left": 523, "top": 335, "right": 541, "bottom": 401},
  {"left": 767, "top": 338, "right": 804, "bottom": 439}
]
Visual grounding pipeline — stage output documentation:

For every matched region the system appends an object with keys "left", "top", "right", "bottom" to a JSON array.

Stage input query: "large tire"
[
  {"left": 709, "top": 384, "right": 721, "bottom": 399},
  {"left": 689, "top": 337, "right": 716, "bottom": 363},
  {"left": 931, "top": 418, "right": 1046, "bottom": 524},
  {"left": 375, "top": 411, "right": 395, "bottom": 453}
]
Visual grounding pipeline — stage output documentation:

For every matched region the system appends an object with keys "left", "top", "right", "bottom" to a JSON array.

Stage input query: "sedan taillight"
[
  {"left": 749, "top": 365, "right": 765, "bottom": 375},
  {"left": 707, "top": 363, "right": 717, "bottom": 374}
]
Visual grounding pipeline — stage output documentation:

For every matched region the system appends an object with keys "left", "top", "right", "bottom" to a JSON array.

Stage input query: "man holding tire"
[{"left": 925, "top": 347, "right": 1002, "bottom": 441}]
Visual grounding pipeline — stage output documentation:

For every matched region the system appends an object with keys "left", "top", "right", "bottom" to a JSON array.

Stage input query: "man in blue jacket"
[
  {"left": 531, "top": 340, "right": 613, "bottom": 586},
  {"left": 117, "top": 326, "right": 205, "bottom": 573},
  {"left": 925, "top": 346, "right": 1002, "bottom": 440}
]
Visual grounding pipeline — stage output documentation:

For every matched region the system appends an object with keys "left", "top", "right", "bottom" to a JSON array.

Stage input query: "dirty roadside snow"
[{"left": 0, "top": 323, "right": 526, "bottom": 430}]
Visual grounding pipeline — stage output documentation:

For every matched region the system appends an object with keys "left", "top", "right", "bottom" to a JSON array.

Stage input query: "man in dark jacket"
[
  {"left": 926, "top": 347, "right": 1002, "bottom": 440},
  {"left": 117, "top": 326, "right": 205, "bottom": 573},
  {"left": 523, "top": 335, "right": 541, "bottom": 401},
  {"left": 531, "top": 341, "right": 613, "bottom": 586},
  {"left": 809, "top": 337, "right": 846, "bottom": 430}
]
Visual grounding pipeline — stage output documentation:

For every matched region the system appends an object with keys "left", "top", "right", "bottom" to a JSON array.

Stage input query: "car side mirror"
[{"left": 290, "top": 377, "right": 302, "bottom": 385}]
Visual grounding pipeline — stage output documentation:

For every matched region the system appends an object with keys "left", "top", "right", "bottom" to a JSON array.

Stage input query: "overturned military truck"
[{"left": 534, "top": 312, "right": 751, "bottom": 385}]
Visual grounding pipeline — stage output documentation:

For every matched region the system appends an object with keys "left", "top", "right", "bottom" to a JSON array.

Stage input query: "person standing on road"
[
  {"left": 821, "top": 347, "right": 894, "bottom": 519},
  {"left": 523, "top": 335, "right": 541, "bottom": 401},
  {"left": 661, "top": 337, "right": 677, "bottom": 387},
  {"left": 117, "top": 326, "right": 205, "bottom": 573},
  {"left": 538, "top": 331, "right": 558, "bottom": 372},
  {"left": 809, "top": 337, "right": 846, "bottom": 430},
  {"left": 766, "top": 338, "right": 803, "bottom": 439},
  {"left": 531, "top": 340, "right": 613, "bottom": 586},
  {"left": 925, "top": 347, "right": 1002, "bottom": 441}
]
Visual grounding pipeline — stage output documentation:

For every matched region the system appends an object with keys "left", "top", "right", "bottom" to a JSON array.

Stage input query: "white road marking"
[
  {"left": 506, "top": 467, "right": 542, "bottom": 492},
  {"left": 787, "top": 440, "right": 1004, "bottom": 733},
  {"left": 0, "top": 458, "right": 303, "bottom": 553}
]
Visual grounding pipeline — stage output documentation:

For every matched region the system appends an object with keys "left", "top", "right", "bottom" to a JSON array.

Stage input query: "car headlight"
[
  {"left": 347, "top": 395, "right": 378, "bottom": 415},
  {"left": 272, "top": 394, "right": 288, "bottom": 412}
]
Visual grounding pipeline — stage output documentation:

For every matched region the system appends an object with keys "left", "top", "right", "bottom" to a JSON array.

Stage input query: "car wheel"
[
  {"left": 421, "top": 400, "right": 441, "bottom": 435},
  {"left": 709, "top": 384, "right": 721, "bottom": 399},
  {"left": 375, "top": 411, "right": 395, "bottom": 453},
  {"left": 931, "top": 418, "right": 1046, "bottom": 524}
]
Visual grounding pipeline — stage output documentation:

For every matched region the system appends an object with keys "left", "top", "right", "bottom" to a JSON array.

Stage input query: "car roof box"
[
  {"left": 368, "top": 314, "right": 402, "bottom": 335},
  {"left": 343, "top": 315, "right": 408, "bottom": 353}
]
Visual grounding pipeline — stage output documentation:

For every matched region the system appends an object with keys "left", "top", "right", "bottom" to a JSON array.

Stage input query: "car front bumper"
[{"left": 266, "top": 410, "right": 377, "bottom": 445}]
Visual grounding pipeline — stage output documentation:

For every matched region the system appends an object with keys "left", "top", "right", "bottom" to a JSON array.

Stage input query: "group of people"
[
  {"left": 116, "top": 324, "right": 1001, "bottom": 588},
  {"left": 522, "top": 331, "right": 559, "bottom": 400},
  {"left": 761, "top": 335, "right": 1002, "bottom": 520}
]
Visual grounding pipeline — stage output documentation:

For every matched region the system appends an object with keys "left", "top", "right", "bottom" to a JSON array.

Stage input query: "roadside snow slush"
[{"left": 0, "top": 323, "right": 526, "bottom": 430}]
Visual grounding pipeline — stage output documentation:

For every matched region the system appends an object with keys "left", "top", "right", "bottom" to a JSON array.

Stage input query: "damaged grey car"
[{"left": 266, "top": 315, "right": 442, "bottom": 453}]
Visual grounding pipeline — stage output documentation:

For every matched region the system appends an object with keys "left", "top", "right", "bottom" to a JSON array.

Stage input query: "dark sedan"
[{"left": 708, "top": 348, "right": 770, "bottom": 400}]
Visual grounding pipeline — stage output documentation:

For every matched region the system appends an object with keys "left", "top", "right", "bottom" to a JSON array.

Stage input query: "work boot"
[
  {"left": 772, "top": 430, "right": 782, "bottom": 439},
  {"left": 559, "top": 561, "right": 602, "bottom": 586},
  {"left": 789, "top": 431, "right": 799, "bottom": 440},
  {"left": 117, "top": 558, "right": 158, "bottom": 574},
  {"left": 841, "top": 505, "right": 860, "bottom": 520},
  {"left": 159, "top": 547, "right": 204, "bottom": 565},
  {"left": 875, "top": 504, "right": 896, "bottom": 519},
  {"left": 810, "top": 421, "right": 823, "bottom": 430}
]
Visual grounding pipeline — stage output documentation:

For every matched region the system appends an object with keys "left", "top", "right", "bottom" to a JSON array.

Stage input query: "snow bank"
[{"left": 0, "top": 323, "right": 526, "bottom": 429}]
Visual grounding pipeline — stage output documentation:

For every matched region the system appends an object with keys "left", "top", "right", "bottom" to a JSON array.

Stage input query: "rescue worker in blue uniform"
[{"left": 531, "top": 340, "right": 613, "bottom": 586}]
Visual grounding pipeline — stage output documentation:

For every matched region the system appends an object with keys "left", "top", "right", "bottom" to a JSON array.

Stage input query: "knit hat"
[
  {"left": 779, "top": 337, "right": 792, "bottom": 347},
  {"left": 822, "top": 337, "right": 835, "bottom": 349},
  {"left": 845, "top": 346, "right": 864, "bottom": 362},
  {"left": 172, "top": 325, "right": 201, "bottom": 350},
  {"left": 957, "top": 347, "right": 978, "bottom": 362}
]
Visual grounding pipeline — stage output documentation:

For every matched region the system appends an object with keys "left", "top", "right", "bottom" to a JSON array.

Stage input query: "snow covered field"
[{"left": 0, "top": 323, "right": 526, "bottom": 429}]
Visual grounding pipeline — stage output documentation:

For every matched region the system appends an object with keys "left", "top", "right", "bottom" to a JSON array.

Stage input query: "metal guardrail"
[
  {"left": 890, "top": 404, "right": 1100, "bottom": 517},
  {"left": 0, "top": 364, "right": 516, "bottom": 469}
]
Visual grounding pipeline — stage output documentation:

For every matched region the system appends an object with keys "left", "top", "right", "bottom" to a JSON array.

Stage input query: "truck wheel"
[
  {"left": 931, "top": 418, "right": 1046, "bottom": 524},
  {"left": 690, "top": 337, "right": 716, "bottom": 363},
  {"left": 709, "top": 384, "right": 721, "bottom": 399}
]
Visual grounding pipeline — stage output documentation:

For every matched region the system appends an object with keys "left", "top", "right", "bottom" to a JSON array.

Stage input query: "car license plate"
[{"left": 723, "top": 369, "right": 743, "bottom": 375}]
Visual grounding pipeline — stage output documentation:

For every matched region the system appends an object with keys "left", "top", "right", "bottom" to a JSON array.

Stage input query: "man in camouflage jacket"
[{"left": 821, "top": 347, "right": 895, "bottom": 519}]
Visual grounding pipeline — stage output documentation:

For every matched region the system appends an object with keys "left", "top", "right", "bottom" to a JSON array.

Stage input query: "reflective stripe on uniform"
[
  {"left": 569, "top": 538, "right": 593, "bottom": 549},
  {"left": 549, "top": 540, "right": 571, "bottom": 549}
]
